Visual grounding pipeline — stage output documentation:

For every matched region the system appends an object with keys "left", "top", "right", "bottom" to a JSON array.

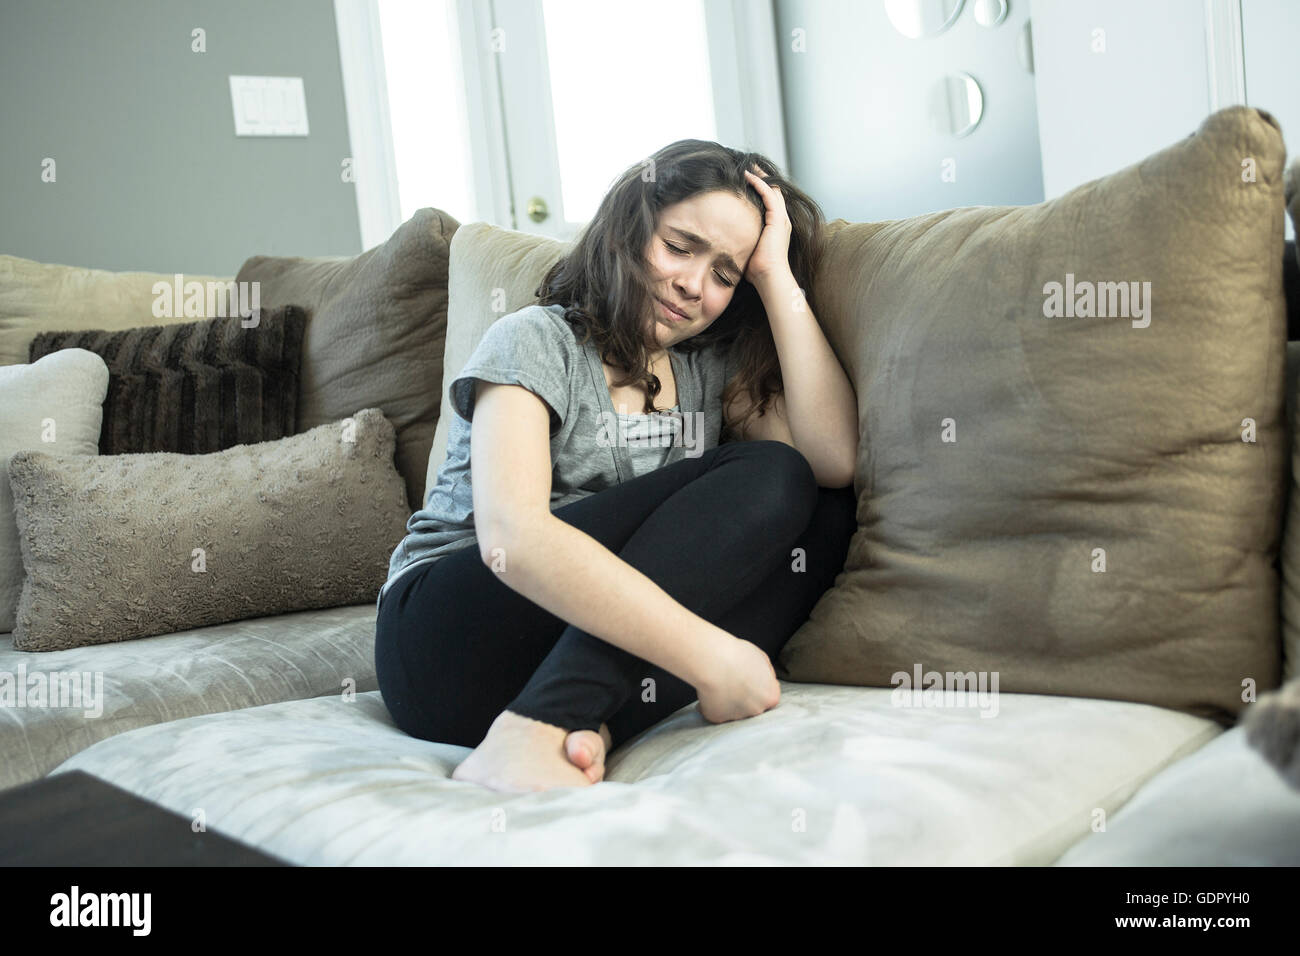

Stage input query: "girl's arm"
[
  {"left": 724, "top": 269, "right": 858, "bottom": 488},
  {"left": 469, "top": 379, "right": 737, "bottom": 689},
  {"left": 728, "top": 168, "right": 858, "bottom": 488}
]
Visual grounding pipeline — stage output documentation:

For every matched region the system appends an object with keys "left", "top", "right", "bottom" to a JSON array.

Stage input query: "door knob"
[{"left": 526, "top": 196, "right": 549, "bottom": 223}]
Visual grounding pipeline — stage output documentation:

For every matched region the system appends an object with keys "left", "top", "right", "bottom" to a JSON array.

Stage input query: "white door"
[{"left": 477, "top": 0, "right": 788, "bottom": 239}]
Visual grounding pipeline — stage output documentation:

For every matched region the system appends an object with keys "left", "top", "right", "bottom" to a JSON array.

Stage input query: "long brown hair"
[{"left": 536, "top": 139, "right": 824, "bottom": 436}]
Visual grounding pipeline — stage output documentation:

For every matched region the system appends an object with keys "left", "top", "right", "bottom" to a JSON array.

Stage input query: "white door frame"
[
  {"left": 704, "top": 0, "right": 789, "bottom": 173},
  {"left": 333, "top": 0, "right": 402, "bottom": 251},
  {"left": 1204, "top": 0, "right": 1246, "bottom": 109}
]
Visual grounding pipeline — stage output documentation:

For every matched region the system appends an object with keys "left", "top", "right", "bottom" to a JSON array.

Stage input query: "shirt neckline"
[
  {"left": 582, "top": 341, "right": 692, "bottom": 481},
  {"left": 616, "top": 403, "right": 680, "bottom": 419}
]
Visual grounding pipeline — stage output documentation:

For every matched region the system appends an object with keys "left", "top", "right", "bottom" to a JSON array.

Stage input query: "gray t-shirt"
[{"left": 378, "top": 302, "right": 740, "bottom": 606}]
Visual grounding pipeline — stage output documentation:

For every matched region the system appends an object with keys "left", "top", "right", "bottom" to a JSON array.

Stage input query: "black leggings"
[{"left": 374, "top": 439, "right": 857, "bottom": 752}]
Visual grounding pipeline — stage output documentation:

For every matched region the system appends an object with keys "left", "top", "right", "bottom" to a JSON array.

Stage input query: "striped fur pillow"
[{"left": 27, "top": 306, "right": 306, "bottom": 454}]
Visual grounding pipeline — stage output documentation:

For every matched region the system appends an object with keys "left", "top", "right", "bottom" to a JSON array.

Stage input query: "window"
[{"left": 376, "top": 0, "right": 478, "bottom": 224}]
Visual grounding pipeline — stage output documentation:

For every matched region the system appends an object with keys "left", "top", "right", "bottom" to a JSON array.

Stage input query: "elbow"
[
  {"left": 814, "top": 445, "right": 857, "bottom": 490},
  {"left": 477, "top": 512, "right": 546, "bottom": 569},
  {"left": 818, "top": 465, "right": 855, "bottom": 490},
  {"left": 477, "top": 519, "right": 514, "bottom": 568},
  {"left": 834, "top": 437, "right": 859, "bottom": 489}
]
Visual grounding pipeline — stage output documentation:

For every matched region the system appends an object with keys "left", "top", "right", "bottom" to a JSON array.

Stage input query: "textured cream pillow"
[
  {"left": 7, "top": 407, "right": 409, "bottom": 651},
  {"left": 777, "top": 106, "right": 1289, "bottom": 727},
  {"left": 0, "top": 348, "right": 109, "bottom": 632}
]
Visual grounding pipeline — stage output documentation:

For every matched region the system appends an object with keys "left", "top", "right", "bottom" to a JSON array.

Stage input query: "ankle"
[{"left": 498, "top": 709, "right": 568, "bottom": 738}]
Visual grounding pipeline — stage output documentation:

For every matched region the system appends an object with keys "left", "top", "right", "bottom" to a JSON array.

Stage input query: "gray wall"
[
  {"left": 774, "top": 0, "right": 1044, "bottom": 223},
  {"left": 0, "top": 0, "right": 362, "bottom": 275}
]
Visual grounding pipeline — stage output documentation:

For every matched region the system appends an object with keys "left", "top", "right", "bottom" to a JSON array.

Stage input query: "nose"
[{"left": 673, "top": 262, "right": 704, "bottom": 301}]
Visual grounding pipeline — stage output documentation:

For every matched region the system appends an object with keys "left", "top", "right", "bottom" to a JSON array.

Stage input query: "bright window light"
[
  {"left": 541, "top": 0, "right": 717, "bottom": 224},
  {"left": 376, "top": 0, "right": 477, "bottom": 224}
]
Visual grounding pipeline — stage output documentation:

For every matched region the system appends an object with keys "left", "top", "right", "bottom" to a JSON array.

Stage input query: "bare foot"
[
  {"left": 451, "top": 710, "right": 595, "bottom": 793},
  {"left": 565, "top": 723, "right": 613, "bottom": 783}
]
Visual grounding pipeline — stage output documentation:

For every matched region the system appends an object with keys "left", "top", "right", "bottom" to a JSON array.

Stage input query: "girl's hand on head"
[{"left": 742, "top": 165, "right": 794, "bottom": 288}]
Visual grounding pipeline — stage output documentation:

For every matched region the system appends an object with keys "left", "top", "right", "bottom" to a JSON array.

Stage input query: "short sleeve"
[{"left": 449, "top": 306, "right": 571, "bottom": 434}]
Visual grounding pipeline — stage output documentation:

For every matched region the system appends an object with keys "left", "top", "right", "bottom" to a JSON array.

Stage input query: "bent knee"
[{"left": 729, "top": 439, "right": 818, "bottom": 522}]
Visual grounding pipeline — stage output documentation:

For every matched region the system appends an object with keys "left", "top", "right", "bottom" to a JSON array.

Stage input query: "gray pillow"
[{"left": 7, "top": 407, "right": 409, "bottom": 651}]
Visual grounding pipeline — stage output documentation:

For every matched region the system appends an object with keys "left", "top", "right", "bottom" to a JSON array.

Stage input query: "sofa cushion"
[
  {"left": 777, "top": 106, "right": 1288, "bottom": 727},
  {"left": 7, "top": 407, "right": 409, "bottom": 651},
  {"left": 236, "top": 208, "right": 460, "bottom": 512},
  {"left": 0, "top": 255, "right": 231, "bottom": 368},
  {"left": 0, "top": 349, "right": 109, "bottom": 634},
  {"left": 26, "top": 307, "right": 306, "bottom": 455},
  {"left": 0, "top": 603, "right": 378, "bottom": 792},
  {"left": 1054, "top": 723, "right": 1300, "bottom": 865},
  {"left": 426, "top": 222, "right": 573, "bottom": 500},
  {"left": 50, "top": 683, "right": 1219, "bottom": 864}
]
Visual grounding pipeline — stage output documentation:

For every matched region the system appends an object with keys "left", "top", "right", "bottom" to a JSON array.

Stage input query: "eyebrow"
[{"left": 665, "top": 226, "right": 742, "bottom": 278}]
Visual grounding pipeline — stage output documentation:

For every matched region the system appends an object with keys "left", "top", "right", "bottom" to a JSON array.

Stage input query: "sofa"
[{"left": 2, "top": 106, "right": 1300, "bottom": 865}]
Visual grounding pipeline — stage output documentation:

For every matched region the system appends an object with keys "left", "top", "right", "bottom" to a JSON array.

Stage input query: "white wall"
[
  {"left": 1031, "top": 0, "right": 1295, "bottom": 240},
  {"left": 1242, "top": 0, "right": 1300, "bottom": 174},
  {"left": 774, "top": 0, "right": 1044, "bottom": 222},
  {"left": 1030, "top": 0, "right": 1211, "bottom": 199}
]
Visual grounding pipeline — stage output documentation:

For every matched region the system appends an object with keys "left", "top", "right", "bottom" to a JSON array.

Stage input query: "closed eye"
[{"left": 664, "top": 241, "right": 735, "bottom": 287}]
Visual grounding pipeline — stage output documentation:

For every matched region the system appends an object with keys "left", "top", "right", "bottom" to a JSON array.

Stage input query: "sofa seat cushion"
[
  {"left": 54, "top": 684, "right": 1217, "bottom": 865},
  {"left": 1054, "top": 724, "right": 1300, "bottom": 865},
  {"left": 0, "top": 603, "right": 378, "bottom": 792}
]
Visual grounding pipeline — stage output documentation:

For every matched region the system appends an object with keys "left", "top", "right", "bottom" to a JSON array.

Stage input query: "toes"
[{"left": 565, "top": 730, "right": 600, "bottom": 768}]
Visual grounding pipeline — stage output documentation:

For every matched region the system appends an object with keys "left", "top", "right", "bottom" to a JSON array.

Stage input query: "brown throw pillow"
[
  {"left": 27, "top": 307, "right": 306, "bottom": 455},
  {"left": 7, "top": 407, "right": 410, "bottom": 651},
  {"left": 236, "top": 208, "right": 460, "bottom": 512},
  {"left": 776, "top": 106, "right": 1289, "bottom": 728}
]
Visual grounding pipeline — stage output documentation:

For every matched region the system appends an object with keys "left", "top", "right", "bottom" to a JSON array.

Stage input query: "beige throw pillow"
[
  {"left": 0, "top": 255, "right": 230, "bottom": 367},
  {"left": 7, "top": 407, "right": 409, "bottom": 651},
  {"left": 777, "top": 106, "right": 1289, "bottom": 728},
  {"left": 236, "top": 208, "right": 460, "bottom": 513},
  {"left": 426, "top": 223, "right": 572, "bottom": 500}
]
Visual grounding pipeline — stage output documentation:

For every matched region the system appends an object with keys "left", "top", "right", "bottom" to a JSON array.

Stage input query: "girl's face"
[{"left": 642, "top": 189, "right": 763, "bottom": 352}]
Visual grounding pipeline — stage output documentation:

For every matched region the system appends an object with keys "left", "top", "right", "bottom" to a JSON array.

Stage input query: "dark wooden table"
[{"left": 0, "top": 770, "right": 290, "bottom": 866}]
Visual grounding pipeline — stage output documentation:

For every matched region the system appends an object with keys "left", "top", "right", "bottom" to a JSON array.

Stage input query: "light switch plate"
[{"left": 229, "top": 76, "right": 310, "bottom": 136}]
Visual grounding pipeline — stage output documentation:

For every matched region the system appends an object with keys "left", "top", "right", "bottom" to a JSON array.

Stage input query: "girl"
[{"left": 375, "top": 140, "right": 858, "bottom": 793}]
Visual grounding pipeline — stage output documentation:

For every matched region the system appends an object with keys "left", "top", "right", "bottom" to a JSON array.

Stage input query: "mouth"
[{"left": 657, "top": 298, "right": 691, "bottom": 323}]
